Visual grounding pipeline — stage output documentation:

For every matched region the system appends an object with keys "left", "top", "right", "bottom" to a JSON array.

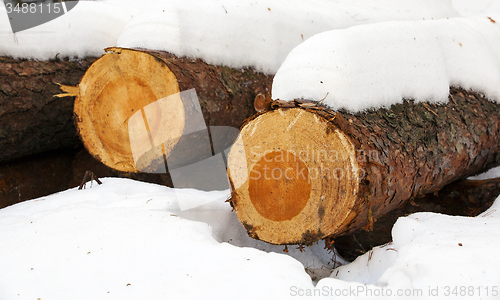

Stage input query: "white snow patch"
[
  {"left": 0, "top": 178, "right": 340, "bottom": 300},
  {"left": 1, "top": 0, "right": 458, "bottom": 71},
  {"left": 320, "top": 204, "right": 500, "bottom": 299},
  {"left": 0, "top": 1, "right": 131, "bottom": 60},
  {"left": 468, "top": 166, "right": 500, "bottom": 180},
  {"left": 1, "top": 178, "right": 500, "bottom": 299},
  {"left": 272, "top": 17, "right": 500, "bottom": 112},
  {"left": 322, "top": 201, "right": 500, "bottom": 299},
  {"left": 451, "top": 0, "right": 500, "bottom": 19},
  {"left": 114, "top": 0, "right": 459, "bottom": 73}
]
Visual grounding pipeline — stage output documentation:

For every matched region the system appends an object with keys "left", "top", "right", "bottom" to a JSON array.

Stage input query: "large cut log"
[
  {"left": 63, "top": 47, "right": 273, "bottom": 173},
  {"left": 0, "top": 56, "right": 96, "bottom": 162},
  {"left": 227, "top": 87, "right": 500, "bottom": 245}
]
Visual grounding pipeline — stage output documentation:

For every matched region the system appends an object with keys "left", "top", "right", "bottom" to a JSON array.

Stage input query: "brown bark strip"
[
  {"left": 335, "top": 177, "right": 500, "bottom": 261},
  {"left": 0, "top": 146, "right": 173, "bottom": 210},
  {"left": 325, "top": 87, "right": 500, "bottom": 235},
  {"left": 73, "top": 47, "right": 273, "bottom": 173},
  {"left": 0, "top": 56, "right": 96, "bottom": 162},
  {"left": 227, "top": 87, "right": 500, "bottom": 245}
]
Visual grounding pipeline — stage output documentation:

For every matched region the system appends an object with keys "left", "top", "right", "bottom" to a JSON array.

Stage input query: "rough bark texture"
[
  {"left": 0, "top": 147, "right": 173, "bottom": 210},
  {"left": 334, "top": 177, "right": 500, "bottom": 261},
  {"left": 145, "top": 49, "right": 273, "bottom": 129},
  {"left": 0, "top": 56, "right": 97, "bottom": 162},
  {"left": 323, "top": 87, "right": 500, "bottom": 236},
  {"left": 228, "top": 87, "right": 500, "bottom": 245},
  {"left": 73, "top": 47, "right": 273, "bottom": 173}
]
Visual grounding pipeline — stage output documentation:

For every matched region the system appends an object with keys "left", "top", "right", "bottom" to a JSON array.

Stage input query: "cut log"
[
  {"left": 227, "top": 87, "right": 500, "bottom": 245},
  {"left": 66, "top": 47, "right": 273, "bottom": 173},
  {"left": 0, "top": 56, "right": 96, "bottom": 162}
]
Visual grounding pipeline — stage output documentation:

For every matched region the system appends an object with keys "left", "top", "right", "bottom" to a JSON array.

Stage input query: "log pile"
[{"left": 2, "top": 47, "right": 499, "bottom": 253}]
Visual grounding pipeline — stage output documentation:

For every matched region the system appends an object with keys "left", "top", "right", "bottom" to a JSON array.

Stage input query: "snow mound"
[
  {"left": 319, "top": 202, "right": 500, "bottom": 299},
  {"left": 114, "top": 0, "right": 459, "bottom": 73},
  {"left": 451, "top": 0, "right": 500, "bottom": 19},
  {"left": 272, "top": 17, "right": 500, "bottom": 112},
  {"left": 0, "top": 178, "right": 335, "bottom": 300},
  {"left": 0, "top": 0, "right": 459, "bottom": 71},
  {"left": 0, "top": 1, "right": 130, "bottom": 60},
  {"left": 1, "top": 178, "right": 499, "bottom": 299}
]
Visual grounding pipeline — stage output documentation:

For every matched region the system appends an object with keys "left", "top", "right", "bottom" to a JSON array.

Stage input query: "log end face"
[
  {"left": 228, "top": 108, "right": 361, "bottom": 245},
  {"left": 248, "top": 150, "right": 311, "bottom": 221},
  {"left": 92, "top": 75, "right": 157, "bottom": 157},
  {"left": 74, "top": 48, "right": 182, "bottom": 173}
]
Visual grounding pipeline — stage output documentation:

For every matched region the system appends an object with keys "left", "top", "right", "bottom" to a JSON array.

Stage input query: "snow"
[
  {"left": 113, "top": 0, "right": 459, "bottom": 73},
  {"left": 331, "top": 210, "right": 500, "bottom": 289},
  {"left": 1, "top": 0, "right": 459, "bottom": 73},
  {"left": 0, "top": 178, "right": 325, "bottom": 299},
  {"left": 0, "top": 1, "right": 130, "bottom": 59},
  {"left": 1, "top": 0, "right": 500, "bottom": 299},
  {"left": 1, "top": 178, "right": 500, "bottom": 299},
  {"left": 468, "top": 166, "right": 500, "bottom": 180},
  {"left": 272, "top": 17, "right": 500, "bottom": 112},
  {"left": 451, "top": 0, "right": 500, "bottom": 19}
]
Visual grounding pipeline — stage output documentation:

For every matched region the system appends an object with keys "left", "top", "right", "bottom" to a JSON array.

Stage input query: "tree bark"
[
  {"left": 227, "top": 87, "right": 500, "bottom": 245},
  {"left": 0, "top": 146, "right": 174, "bottom": 210},
  {"left": 68, "top": 47, "right": 273, "bottom": 173},
  {"left": 0, "top": 56, "right": 96, "bottom": 162},
  {"left": 334, "top": 177, "right": 500, "bottom": 261}
]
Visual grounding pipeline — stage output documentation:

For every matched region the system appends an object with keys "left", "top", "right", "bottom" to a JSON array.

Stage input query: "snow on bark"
[{"left": 273, "top": 17, "right": 500, "bottom": 112}]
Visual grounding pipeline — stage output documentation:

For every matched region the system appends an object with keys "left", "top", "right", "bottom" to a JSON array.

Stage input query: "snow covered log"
[
  {"left": 66, "top": 47, "right": 272, "bottom": 173},
  {"left": 0, "top": 56, "right": 96, "bottom": 162},
  {"left": 227, "top": 87, "right": 500, "bottom": 245}
]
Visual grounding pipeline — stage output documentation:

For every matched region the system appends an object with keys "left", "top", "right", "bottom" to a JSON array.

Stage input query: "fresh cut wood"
[
  {"left": 60, "top": 47, "right": 272, "bottom": 173},
  {"left": 227, "top": 87, "right": 500, "bottom": 245}
]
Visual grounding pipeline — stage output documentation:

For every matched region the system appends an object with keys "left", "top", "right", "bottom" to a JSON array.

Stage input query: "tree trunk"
[
  {"left": 0, "top": 146, "right": 174, "bottom": 210},
  {"left": 334, "top": 177, "right": 500, "bottom": 261},
  {"left": 0, "top": 56, "right": 96, "bottom": 162},
  {"left": 67, "top": 47, "right": 273, "bottom": 173},
  {"left": 227, "top": 87, "right": 500, "bottom": 245}
]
